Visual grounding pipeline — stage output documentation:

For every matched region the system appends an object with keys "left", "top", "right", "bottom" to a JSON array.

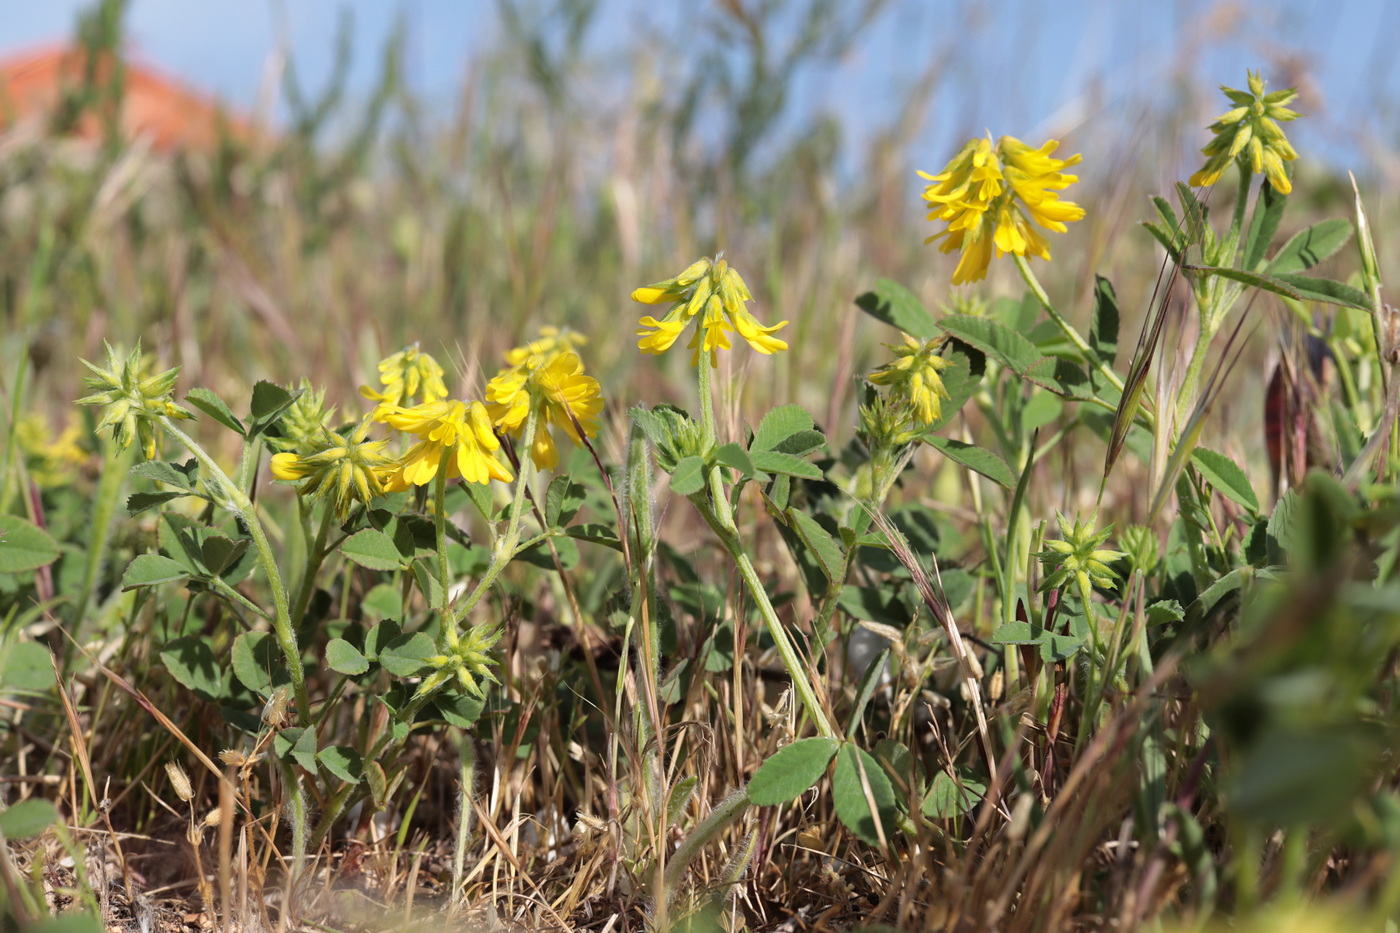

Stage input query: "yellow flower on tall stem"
[
  {"left": 920, "top": 135, "right": 1085, "bottom": 285},
  {"left": 269, "top": 420, "right": 395, "bottom": 520},
  {"left": 486, "top": 344, "right": 604, "bottom": 471},
  {"left": 378, "top": 399, "right": 512, "bottom": 489},
  {"left": 631, "top": 256, "right": 788, "bottom": 367},
  {"left": 360, "top": 344, "right": 449, "bottom": 413}
]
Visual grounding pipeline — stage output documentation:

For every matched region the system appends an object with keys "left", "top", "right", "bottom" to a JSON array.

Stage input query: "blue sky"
[{"left": 1, "top": 0, "right": 1396, "bottom": 180}]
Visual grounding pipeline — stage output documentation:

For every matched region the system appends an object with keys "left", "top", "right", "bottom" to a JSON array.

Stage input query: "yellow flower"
[
  {"left": 16, "top": 416, "right": 87, "bottom": 487},
  {"left": 868, "top": 334, "right": 954, "bottom": 427},
  {"left": 377, "top": 399, "right": 512, "bottom": 489},
  {"left": 631, "top": 256, "right": 788, "bottom": 367},
  {"left": 1189, "top": 70, "right": 1300, "bottom": 194},
  {"left": 920, "top": 135, "right": 1085, "bottom": 285},
  {"left": 487, "top": 347, "right": 604, "bottom": 471},
  {"left": 359, "top": 344, "right": 449, "bottom": 412},
  {"left": 502, "top": 325, "right": 588, "bottom": 369},
  {"left": 269, "top": 419, "right": 394, "bottom": 520}
]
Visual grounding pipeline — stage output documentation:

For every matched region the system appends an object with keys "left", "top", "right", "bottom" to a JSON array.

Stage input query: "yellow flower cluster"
[
  {"left": 868, "top": 334, "right": 953, "bottom": 428},
  {"left": 272, "top": 336, "right": 605, "bottom": 516},
  {"left": 1189, "top": 70, "right": 1300, "bottom": 195},
  {"left": 920, "top": 136, "right": 1085, "bottom": 285},
  {"left": 631, "top": 256, "right": 787, "bottom": 367}
]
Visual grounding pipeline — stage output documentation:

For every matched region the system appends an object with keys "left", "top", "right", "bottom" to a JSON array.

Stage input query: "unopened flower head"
[
  {"left": 377, "top": 398, "right": 512, "bottom": 489},
  {"left": 920, "top": 136, "right": 1085, "bottom": 285},
  {"left": 1189, "top": 70, "right": 1300, "bottom": 195},
  {"left": 632, "top": 256, "right": 788, "bottom": 367},
  {"left": 868, "top": 334, "right": 954, "bottom": 428},
  {"left": 418, "top": 623, "right": 502, "bottom": 700},
  {"left": 487, "top": 333, "right": 604, "bottom": 470},
  {"left": 269, "top": 379, "right": 336, "bottom": 455},
  {"left": 360, "top": 344, "right": 449, "bottom": 412},
  {"left": 269, "top": 418, "right": 394, "bottom": 520},
  {"left": 1037, "top": 512, "right": 1126, "bottom": 595},
  {"left": 77, "top": 342, "right": 193, "bottom": 460}
]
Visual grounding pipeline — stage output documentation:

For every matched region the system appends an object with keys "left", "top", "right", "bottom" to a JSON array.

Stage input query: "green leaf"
[
  {"left": 752, "top": 405, "right": 818, "bottom": 452},
  {"left": 131, "top": 458, "right": 200, "bottom": 490},
  {"left": 232, "top": 631, "right": 287, "bottom": 696},
  {"left": 1267, "top": 218, "right": 1352, "bottom": 275},
  {"left": 939, "top": 315, "right": 1088, "bottom": 397},
  {"left": 379, "top": 632, "right": 436, "bottom": 677},
  {"left": 274, "top": 727, "right": 319, "bottom": 772},
  {"left": 564, "top": 523, "right": 624, "bottom": 550},
  {"left": 713, "top": 442, "right": 757, "bottom": 479},
  {"left": 838, "top": 585, "right": 914, "bottom": 627},
  {"left": 160, "top": 636, "right": 224, "bottom": 701},
  {"left": 786, "top": 509, "right": 846, "bottom": 585},
  {"left": 923, "top": 768, "right": 986, "bottom": 818},
  {"left": 748, "top": 737, "right": 840, "bottom": 805},
  {"left": 0, "top": 515, "right": 61, "bottom": 574},
  {"left": 854, "top": 279, "right": 938, "bottom": 341},
  {"left": 666, "top": 776, "right": 698, "bottom": 829},
  {"left": 341, "top": 529, "right": 407, "bottom": 571},
  {"left": 1243, "top": 177, "right": 1287, "bottom": 271},
  {"left": 749, "top": 450, "right": 824, "bottom": 480},
  {"left": 430, "top": 691, "right": 486, "bottom": 728},
  {"left": 0, "top": 797, "right": 57, "bottom": 839},
  {"left": 122, "top": 553, "right": 191, "bottom": 590},
  {"left": 669, "top": 456, "right": 707, "bottom": 496},
  {"left": 1089, "top": 275, "right": 1120, "bottom": 370},
  {"left": 1192, "top": 447, "right": 1259, "bottom": 513},
  {"left": 544, "top": 476, "right": 587, "bottom": 528},
  {"left": 362, "top": 619, "right": 402, "bottom": 663},
  {"left": 318, "top": 745, "right": 363, "bottom": 783},
  {"left": 126, "top": 491, "right": 190, "bottom": 515},
  {"left": 991, "top": 620, "right": 1084, "bottom": 663},
  {"left": 185, "top": 387, "right": 245, "bottom": 435},
  {"left": 927, "top": 342, "right": 985, "bottom": 432},
  {"left": 0, "top": 641, "right": 54, "bottom": 692},
  {"left": 201, "top": 535, "right": 250, "bottom": 576},
  {"left": 1269, "top": 273, "right": 1372, "bottom": 311},
  {"left": 832, "top": 744, "right": 899, "bottom": 847},
  {"left": 247, "top": 381, "right": 299, "bottom": 437},
  {"left": 923, "top": 437, "right": 1015, "bottom": 489},
  {"left": 326, "top": 638, "right": 370, "bottom": 675}
]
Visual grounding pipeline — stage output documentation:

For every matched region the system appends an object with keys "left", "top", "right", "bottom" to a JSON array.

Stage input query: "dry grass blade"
[{"left": 867, "top": 510, "right": 997, "bottom": 800}]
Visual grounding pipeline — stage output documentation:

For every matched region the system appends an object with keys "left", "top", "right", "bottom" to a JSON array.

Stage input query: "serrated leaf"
[
  {"left": 1267, "top": 218, "right": 1352, "bottom": 275},
  {"left": 748, "top": 737, "right": 840, "bottom": 805},
  {"left": 0, "top": 515, "right": 60, "bottom": 573},
  {"left": 341, "top": 529, "right": 407, "bottom": 571},
  {"left": 752, "top": 405, "right": 817, "bottom": 453},
  {"left": 991, "top": 620, "right": 1084, "bottom": 663},
  {"left": 545, "top": 476, "right": 587, "bottom": 528},
  {"left": 431, "top": 691, "right": 486, "bottom": 728},
  {"left": 923, "top": 769, "right": 986, "bottom": 818},
  {"left": 940, "top": 315, "right": 1087, "bottom": 397},
  {"left": 131, "top": 458, "right": 200, "bottom": 490},
  {"left": 185, "top": 387, "right": 245, "bottom": 435},
  {"left": 713, "top": 442, "right": 757, "bottom": 478},
  {"left": 379, "top": 632, "right": 435, "bottom": 677},
  {"left": 854, "top": 279, "right": 938, "bottom": 341},
  {"left": 1192, "top": 447, "right": 1259, "bottom": 513},
  {"left": 1269, "top": 273, "right": 1372, "bottom": 311},
  {"left": 923, "top": 437, "right": 1015, "bottom": 489},
  {"left": 564, "top": 523, "right": 624, "bottom": 550},
  {"left": 201, "top": 535, "right": 250, "bottom": 576},
  {"left": 786, "top": 509, "right": 845, "bottom": 585},
  {"left": 318, "top": 745, "right": 363, "bottom": 783},
  {"left": 122, "top": 553, "right": 191, "bottom": 590},
  {"left": 832, "top": 744, "right": 899, "bottom": 847},
  {"left": 127, "top": 491, "right": 190, "bottom": 515},
  {"left": 749, "top": 450, "right": 823, "bottom": 480},
  {"left": 669, "top": 456, "right": 707, "bottom": 496},
  {"left": 326, "top": 638, "right": 370, "bottom": 675},
  {"left": 232, "top": 631, "right": 286, "bottom": 696},
  {"left": 0, "top": 798, "right": 57, "bottom": 839},
  {"left": 160, "top": 636, "right": 224, "bottom": 701}
]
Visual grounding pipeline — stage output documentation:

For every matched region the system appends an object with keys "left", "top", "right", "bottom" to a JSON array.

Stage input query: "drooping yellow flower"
[
  {"left": 920, "top": 135, "right": 1085, "bottom": 285},
  {"left": 1189, "top": 70, "right": 1301, "bottom": 195},
  {"left": 868, "top": 334, "right": 954, "bottom": 428},
  {"left": 269, "top": 419, "right": 395, "bottom": 520},
  {"left": 486, "top": 344, "right": 604, "bottom": 471},
  {"left": 377, "top": 399, "right": 512, "bottom": 489},
  {"left": 631, "top": 256, "right": 788, "bottom": 367},
  {"left": 359, "top": 344, "right": 449, "bottom": 412},
  {"left": 502, "top": 325, "right": 588, "bottom": 369}
]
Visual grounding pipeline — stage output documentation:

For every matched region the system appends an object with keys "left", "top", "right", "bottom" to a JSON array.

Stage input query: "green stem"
[
  {"left": 697, "top": 353, "right": 718, "bottom": 450},
  {"left": 433, "top": 459, "right": 457, "bottom": 650},
  {"left": 289, "top": 505, "right": 333, "bottom": 628},
  {"left": 1013, "top": 254, "right": 1124, "bottom": 394},
  {"left": 69, "top": 440, "right": 133, "bottom": 650},
  {"left": 160, "top": 418, "right": 310, "bottom": 726}
]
